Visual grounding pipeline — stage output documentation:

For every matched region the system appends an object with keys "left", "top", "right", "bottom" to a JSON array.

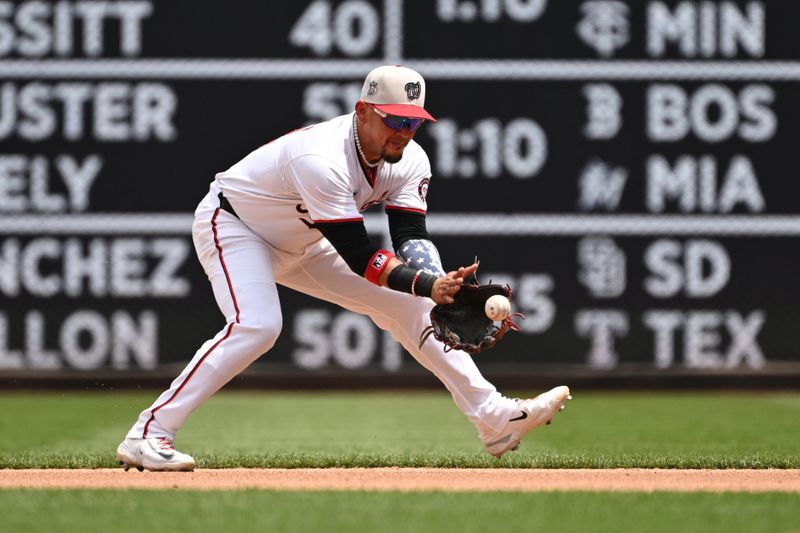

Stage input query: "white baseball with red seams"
[{"left": 485, "top": 294, "right": 511, "bottom": 321}]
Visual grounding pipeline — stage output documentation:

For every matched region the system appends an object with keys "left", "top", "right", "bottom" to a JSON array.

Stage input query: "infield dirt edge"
[{"left": 1, "top": 468, "right": 799, "bottom": 492}]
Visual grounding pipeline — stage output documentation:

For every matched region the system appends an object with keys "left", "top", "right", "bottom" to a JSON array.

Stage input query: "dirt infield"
[{"left": 1, "top": 469, "right": 799, "bottom": 492}]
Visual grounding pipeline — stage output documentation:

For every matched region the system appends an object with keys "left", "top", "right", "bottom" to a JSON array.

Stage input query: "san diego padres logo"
[{"left": 404, "top": 82, "right": 421, "bottom": 100}]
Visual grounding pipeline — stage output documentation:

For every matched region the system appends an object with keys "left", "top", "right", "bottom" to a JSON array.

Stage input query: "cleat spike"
[
  {"left": 567, "top": 395, "right": 572, "bottom": 400},
  {"left": 123, "top": 464, "right": 131, "bottom": 471},
  {"left": 136, "top": 466, "right": 144, "bottom": 472},
  {"left": 546, "top": 419, "right": 552, "bottom": 425}
]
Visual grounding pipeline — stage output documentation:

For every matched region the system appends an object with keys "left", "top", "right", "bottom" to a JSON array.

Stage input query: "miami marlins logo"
[{"left": 404, "top": 82, "right": 421, "bottom": 100}]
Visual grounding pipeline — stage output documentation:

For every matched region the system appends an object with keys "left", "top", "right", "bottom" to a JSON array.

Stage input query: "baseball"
[{"left": 485, "top": 295, "right": 511, "bottom": 321}]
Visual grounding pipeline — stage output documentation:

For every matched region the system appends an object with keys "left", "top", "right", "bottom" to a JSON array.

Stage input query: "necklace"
[{"left": 353, "top": 114, "right": 381, "bottom": 168}]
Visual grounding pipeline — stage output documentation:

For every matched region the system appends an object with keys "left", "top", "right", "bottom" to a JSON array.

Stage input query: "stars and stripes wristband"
[{"left": 387, "top": 264, "right": 437, "bottom": 297}]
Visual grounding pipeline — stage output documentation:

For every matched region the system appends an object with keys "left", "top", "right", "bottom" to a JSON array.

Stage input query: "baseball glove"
[{"left": 419, "top": 276, "right": 523, "bottom": 356}]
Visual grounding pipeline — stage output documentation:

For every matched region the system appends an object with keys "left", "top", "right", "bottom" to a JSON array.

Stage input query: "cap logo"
[
  {"left": 367, "top": 81, "right": 378, "bottom": 96},
  {"left": 404, "top": 82, "right": 421, "bottom": 100}
]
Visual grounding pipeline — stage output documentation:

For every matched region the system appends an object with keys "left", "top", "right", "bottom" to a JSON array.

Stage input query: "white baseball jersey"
[{"left": 214, "top": 113, "right": 432, "bottom": 253}]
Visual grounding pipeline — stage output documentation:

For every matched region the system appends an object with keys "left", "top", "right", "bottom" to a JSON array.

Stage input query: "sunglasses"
[{"left": 371, "top": 105, "right": 426, "bottom": 132}]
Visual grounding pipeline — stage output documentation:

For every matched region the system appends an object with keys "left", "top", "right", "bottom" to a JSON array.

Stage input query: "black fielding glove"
[{"left": 419, "top": 275, "right": 523, "bottom": 356}]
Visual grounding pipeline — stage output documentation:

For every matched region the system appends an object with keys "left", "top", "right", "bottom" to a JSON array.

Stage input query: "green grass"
[
  {"left": 0, "top": 489, "right": 798, "bottom": 533},
  {"left": 4, "top": 390, "right": 800, "bottom": 469},
  {"left": 4, "top": 390, "right": 798, "bottom": 532}
]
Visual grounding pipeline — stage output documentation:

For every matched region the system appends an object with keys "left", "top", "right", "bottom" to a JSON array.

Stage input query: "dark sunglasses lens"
[{"left": 383, "top": 115, "right": 424, "bottom": 131}]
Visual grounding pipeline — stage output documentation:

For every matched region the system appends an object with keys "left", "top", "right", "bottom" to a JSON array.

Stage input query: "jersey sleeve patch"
[{"left": 383, "top": 143, "right": 432, "bottom": 213}]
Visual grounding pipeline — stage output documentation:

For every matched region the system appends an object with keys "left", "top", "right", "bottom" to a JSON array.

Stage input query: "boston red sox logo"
[{"left": 404, "top": 82, "right": 421, "bottom": 100}]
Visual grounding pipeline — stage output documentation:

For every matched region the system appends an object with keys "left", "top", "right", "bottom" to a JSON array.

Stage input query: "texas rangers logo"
[
  {"left": 367, "top": 81, "right": 378, "bottom": 96},
  {"left": 418, "top": 178, "right": 430, "bottom": 203},
  {"left": 372, "top": 253, "right": 387, "bottom": 269},
  {"left": 404, "top": 82, "right": 421, "bottom": 100}
]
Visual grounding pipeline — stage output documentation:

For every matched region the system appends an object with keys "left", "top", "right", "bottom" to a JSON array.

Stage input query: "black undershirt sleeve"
[
  {"left": 314, "top": 221, "right": 378, "bottom": 275},
  {"left": 387, "top": 210, "right": 429, "bottom": 251}
]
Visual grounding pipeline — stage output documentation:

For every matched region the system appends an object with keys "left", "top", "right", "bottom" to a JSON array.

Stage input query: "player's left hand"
[
  {"left": 431, "top": 262, "right": 479, "bottom": 304},
  {"left": 421, "top": 272, "right": 524, "bottom": 355}
]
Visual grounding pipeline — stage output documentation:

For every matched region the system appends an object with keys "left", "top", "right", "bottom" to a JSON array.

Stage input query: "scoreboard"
[{"left": 1, "top": 0, "right": 798, "bottom": 377}]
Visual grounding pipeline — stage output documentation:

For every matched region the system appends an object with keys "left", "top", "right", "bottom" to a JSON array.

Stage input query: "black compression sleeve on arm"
[
  {"left": 387, "top": 264, "right": 437, "bottom": 297},
  {"left": 314, "top": 221, "right": 377, "bottom": 275},
  {"left": 413, "top": 271, "right": 436, "bottom": 297},
  {"left": 387, "top": 210, "right": 429, "bottom": 250},
  {"left": 387, "top": 265, "right": 416, "bottom": 291}
]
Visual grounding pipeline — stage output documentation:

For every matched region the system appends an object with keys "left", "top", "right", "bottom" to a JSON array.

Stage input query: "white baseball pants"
[{"left": 127, "top": 192, "right": 514, "bottom": 442}]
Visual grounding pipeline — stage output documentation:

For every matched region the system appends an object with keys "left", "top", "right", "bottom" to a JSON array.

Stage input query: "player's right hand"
[{"left": 431, "top": 263, "right": 479, "bottom": 304}]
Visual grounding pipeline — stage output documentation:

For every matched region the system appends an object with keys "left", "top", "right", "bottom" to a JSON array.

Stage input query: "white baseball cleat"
[
  {"left": 116, "top": 437, "right": 196, "bottom": 472},
  {"left": 483, "top": 385, "right": 572, "bottom": 458}
]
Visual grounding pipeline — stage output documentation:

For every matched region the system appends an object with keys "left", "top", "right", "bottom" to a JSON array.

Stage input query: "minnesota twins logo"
[
  {"left": 404, "top": 82, "right": 421, "bottom": 100},
  {"left": 367, "top": 81, "right": 378, "bottom": 96}
]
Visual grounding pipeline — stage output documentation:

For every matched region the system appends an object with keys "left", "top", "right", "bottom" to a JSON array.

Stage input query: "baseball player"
[{"left": 116, "top": 65, "right": 571, "bottom": 472}]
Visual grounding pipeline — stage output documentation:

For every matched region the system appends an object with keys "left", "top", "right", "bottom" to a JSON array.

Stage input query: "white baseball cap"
[{"left": 360, "top": 65, "right": 436, "bottom": 121}]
